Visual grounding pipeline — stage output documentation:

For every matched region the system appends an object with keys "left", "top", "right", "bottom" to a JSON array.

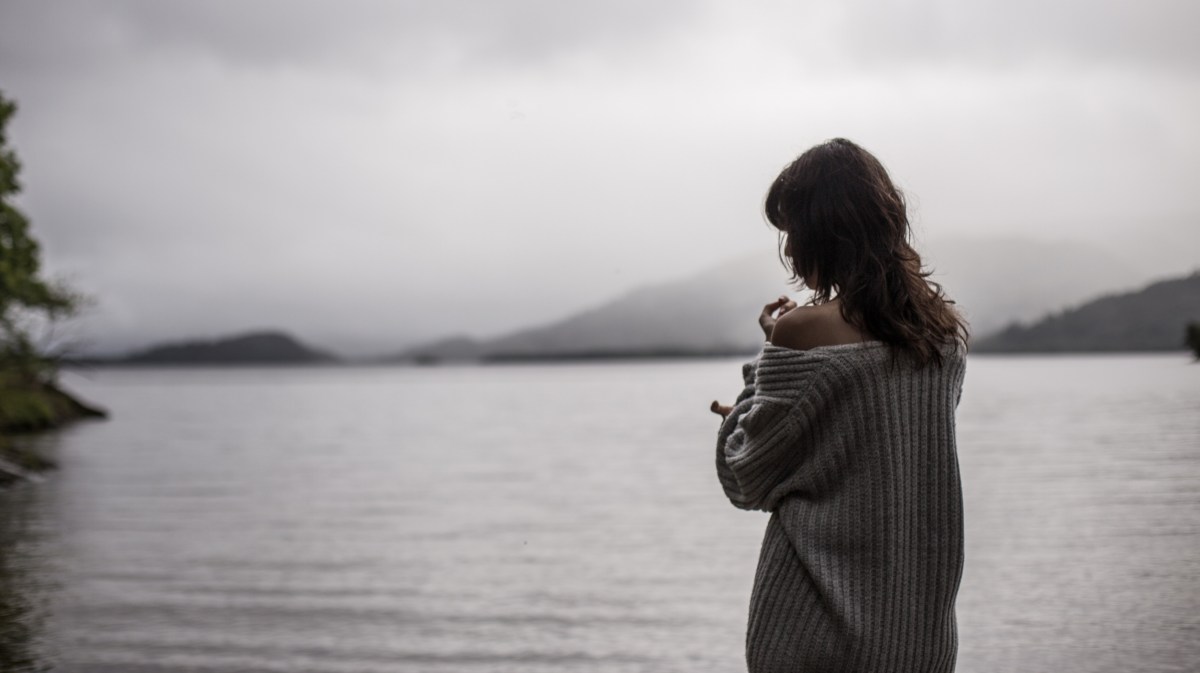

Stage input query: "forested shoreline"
[{"left": 0, "top": 91, "right": 106, "bottom": 483}]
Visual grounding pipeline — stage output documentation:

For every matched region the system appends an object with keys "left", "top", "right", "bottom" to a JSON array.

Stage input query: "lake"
[{"left": 1, "top": 355, "right": 1197, "bottom": 672}]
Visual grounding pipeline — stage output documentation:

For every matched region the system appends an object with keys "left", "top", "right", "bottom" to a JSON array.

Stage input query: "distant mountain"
[
  {"left": 392, "top": 236, "right": 1175, "bottom": 362},
  {"left": 921, "top": 237, "right": 1145, "bottom": 337},
  {"left": 482, "top": 252, "right": 796, "bottom": 358},
  {"left": 117, "top": 331, "right": 338, "bottom": 364},
  {"left": 392, "top": 251, "right": 794, "bottom": 361},
  {"left": 973, "top": 272, "right": 1200, "bottom": 353}
]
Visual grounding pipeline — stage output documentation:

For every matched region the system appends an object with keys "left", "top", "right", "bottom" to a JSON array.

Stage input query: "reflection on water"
[
  {"left": 0, "top": 355, "right": 1196, "bottom": 672},
  {"left": 0, "top": 436, "right": 59, "bottom": 673},
  {"left": 0, "top": 494, "right": 41, "bottom": 672}
]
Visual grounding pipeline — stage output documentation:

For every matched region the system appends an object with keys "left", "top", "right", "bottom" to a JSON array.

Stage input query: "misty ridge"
[{"left": 82, "top": 236, "right": 1199, "bottom": 366}]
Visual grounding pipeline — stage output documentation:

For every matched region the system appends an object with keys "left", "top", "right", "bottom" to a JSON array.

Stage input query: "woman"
[{"left": 710, "top": 138, "right": 969, "bottom": 673}]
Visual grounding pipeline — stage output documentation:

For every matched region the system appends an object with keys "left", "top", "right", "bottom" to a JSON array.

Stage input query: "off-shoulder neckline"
[{"left": 762, "top": 340, "right": 888, "bottom": 355}]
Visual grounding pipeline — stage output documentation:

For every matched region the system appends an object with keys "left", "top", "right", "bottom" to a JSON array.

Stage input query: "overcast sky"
[{"left": 1, "top": 0, "right": 1197, "bottom": 354}]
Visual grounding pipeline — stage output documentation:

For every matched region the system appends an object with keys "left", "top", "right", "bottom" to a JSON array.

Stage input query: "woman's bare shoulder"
[{"left": 769, "top": 302, "right": 872, "bottom": 351}]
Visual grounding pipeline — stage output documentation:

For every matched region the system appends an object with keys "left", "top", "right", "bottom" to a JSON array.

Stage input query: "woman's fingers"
[
  {"left": 710, "top": 400, "right": 733, "bottom": 418},
  {"left": 759, "top": 295, "right": 792, "bottom": 337},
  {"left": 761, "top": 295, "right": 788, "bottom": 316},
  {"left": 761, "top": 295, "right": 794, "bottom": 318}
]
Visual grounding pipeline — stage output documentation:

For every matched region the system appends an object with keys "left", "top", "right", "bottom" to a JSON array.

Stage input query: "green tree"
[{"left": 0, "top": 91, "right": 77, "bottom": 383}]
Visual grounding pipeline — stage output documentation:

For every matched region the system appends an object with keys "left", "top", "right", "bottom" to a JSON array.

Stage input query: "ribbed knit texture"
[{"left": 716, "top": 341, "right": 967, "bottom": 673}]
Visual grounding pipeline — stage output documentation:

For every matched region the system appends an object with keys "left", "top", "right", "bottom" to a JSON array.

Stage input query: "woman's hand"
[
  {"left": 758, "top": 295, "right": 798, "bottom": 338},
  {"left": 716, "top": 296, "right": 794, "bottom": 421},
  {"left": 710, "top": 400, "right": 733, "bottom": 419}
]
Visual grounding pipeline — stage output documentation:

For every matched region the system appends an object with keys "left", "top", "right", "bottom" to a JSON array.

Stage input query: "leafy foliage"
[{"left": 0, "top": 91, "right": 78, "bottom": 382}]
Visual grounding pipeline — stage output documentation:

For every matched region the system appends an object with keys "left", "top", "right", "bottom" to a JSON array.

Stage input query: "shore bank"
[{"left": 0, "top": 380, "right": 106, "bottom": 484}]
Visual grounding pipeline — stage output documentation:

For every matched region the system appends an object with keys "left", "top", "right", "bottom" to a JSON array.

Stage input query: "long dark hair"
[{"left": 764, "top": 138, "right": 968, "bottom": 366}]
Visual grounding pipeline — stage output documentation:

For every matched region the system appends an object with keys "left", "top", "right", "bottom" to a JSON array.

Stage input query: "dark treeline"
[
  {"left": 114, "top": 331, "right": 337, "bottom": 365},
  {"left": 973, "top": 272, "right": 1200, "bottom": 353}
]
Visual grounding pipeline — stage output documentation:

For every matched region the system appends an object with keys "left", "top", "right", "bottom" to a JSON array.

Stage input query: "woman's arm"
[
  {"left": 710, "top": 297, "right": 819, "bottom": 511},
  {"left": 715, "top": 395, "right": 803, "bottom": 511}
]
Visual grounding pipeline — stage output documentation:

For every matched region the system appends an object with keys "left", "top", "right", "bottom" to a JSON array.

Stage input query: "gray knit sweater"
[{"left": 716, "top": 341, "right": 967, "bottom": 673}]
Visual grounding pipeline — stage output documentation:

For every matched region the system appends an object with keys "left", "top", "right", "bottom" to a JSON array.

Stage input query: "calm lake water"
[{"left": 1, "top": 355, "right": 1197, "bottom": 672}]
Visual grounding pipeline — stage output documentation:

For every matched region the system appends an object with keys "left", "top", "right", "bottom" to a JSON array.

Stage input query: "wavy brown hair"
[{"left": 764, "top": 138, "right": 968, "bottom": 366}]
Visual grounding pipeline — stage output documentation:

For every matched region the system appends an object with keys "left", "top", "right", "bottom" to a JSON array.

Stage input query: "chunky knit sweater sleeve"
[{"left": 716, "top": 344, "right": 835, "bottom": 511}]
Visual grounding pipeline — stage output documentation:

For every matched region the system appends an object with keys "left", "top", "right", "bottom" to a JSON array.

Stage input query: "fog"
[{"left": 1, "top": 0, "right": 1197, "bottom": 354}]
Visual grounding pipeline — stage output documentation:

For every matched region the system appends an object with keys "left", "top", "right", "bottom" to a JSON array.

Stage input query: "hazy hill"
[
  {"left": 393, "top": 252, "right": 793, "bottom": 361},
  {"left": 973, "top": 272, "right": 1200, "bottom": 352},
  {"left": 921, "top": 237, "right": 1144, "bottom": 337},
  {"left": 119, "top": 331, "right": 338, "bottom": 364},
  {"left": 394, "top": 236, "right": 1163, "bottom": 361},
  {"left": 486, "top": 252, "right": 798, "bottom": 358}
]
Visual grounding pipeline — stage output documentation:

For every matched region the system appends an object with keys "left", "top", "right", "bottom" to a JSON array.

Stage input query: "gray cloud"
[
  {"left": 0, "top": 0, "right": 704, "bottom": 76},
  {"left": 5, "top": 0, "right": 1198, "bottom": 77},
  {"left": 824, "top": 0, "right": 1200, "bottom": 71}
]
